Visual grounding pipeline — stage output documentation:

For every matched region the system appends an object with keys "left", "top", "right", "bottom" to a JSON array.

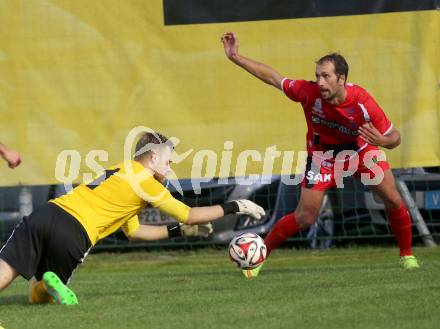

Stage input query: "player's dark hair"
[
  {"left": 316, "top": 53, "right": 349, "bottom": 82},
  {"left": 134, "top": 132, "right": 173, "bottom": 161}
]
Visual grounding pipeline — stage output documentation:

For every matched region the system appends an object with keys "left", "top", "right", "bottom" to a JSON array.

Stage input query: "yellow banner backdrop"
[{"left": 0, "top": 0, "right": 438, "bottom": 185}]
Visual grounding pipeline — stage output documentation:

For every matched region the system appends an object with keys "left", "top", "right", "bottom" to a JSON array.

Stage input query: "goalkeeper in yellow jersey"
[{"left": 0, "top": 131, "right": 265, "bottom": 305}]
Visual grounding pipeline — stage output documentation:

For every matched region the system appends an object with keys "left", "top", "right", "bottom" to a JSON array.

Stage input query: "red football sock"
[
  {"left": 264, "top": 212, "right": 303, "bottom": 255},
  {"left": 387, "top": 202, "right": 413, "bottom": 256}
]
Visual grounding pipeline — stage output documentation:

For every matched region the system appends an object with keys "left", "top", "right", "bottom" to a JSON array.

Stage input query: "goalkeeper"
[{"left": 0, "top": 131, "right": 265, "bottom": 305}]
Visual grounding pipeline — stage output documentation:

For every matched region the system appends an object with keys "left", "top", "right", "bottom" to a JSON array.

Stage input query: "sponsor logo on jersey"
[
  {"left": 306, "top": 170, "right": 332, "bottom": 182},
  {"left": 311, "top": 115, "right": 359, "bottom": 136}
]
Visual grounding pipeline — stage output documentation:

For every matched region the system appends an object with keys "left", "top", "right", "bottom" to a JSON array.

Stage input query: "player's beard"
[{"left": 320, "top": 89, "right": 336, "bottom": 101}]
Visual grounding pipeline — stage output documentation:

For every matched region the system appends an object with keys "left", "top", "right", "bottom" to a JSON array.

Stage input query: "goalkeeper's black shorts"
[{"left": 0, "top": 203, "right": 91, "bottom": 284}]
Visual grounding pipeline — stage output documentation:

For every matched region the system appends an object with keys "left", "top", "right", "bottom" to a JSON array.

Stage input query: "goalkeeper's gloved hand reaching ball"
[
  {"left": 221, "top": 199, "right": 266, "bottom": 220},
  {"left": 167, "top": 199, "right": 265, "bottom": 239}
]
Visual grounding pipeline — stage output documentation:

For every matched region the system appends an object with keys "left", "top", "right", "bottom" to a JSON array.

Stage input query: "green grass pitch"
[{"left": 0, "top": 246, "right": 439, "bottom": 329}]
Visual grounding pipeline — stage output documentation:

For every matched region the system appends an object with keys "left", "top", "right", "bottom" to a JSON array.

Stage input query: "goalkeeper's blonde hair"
[{"left": 134, "top": 132, "right": 173, "bottom": 161}]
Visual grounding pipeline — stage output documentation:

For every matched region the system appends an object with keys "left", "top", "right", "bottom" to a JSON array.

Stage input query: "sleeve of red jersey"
[
  {"left": 281, "top": 78, "right": 311, "bottom": 104},
  {"left": 359, "top": 92, "right": 393, "bottom": 136}
]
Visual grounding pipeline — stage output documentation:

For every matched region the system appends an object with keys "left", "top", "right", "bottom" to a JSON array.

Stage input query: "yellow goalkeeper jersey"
[{"left": 51, "top": 160, "right": 190, "bottom": 245}]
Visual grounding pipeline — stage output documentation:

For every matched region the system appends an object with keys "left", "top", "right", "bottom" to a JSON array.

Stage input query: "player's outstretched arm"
[
  {"left": 0, "top": 143, "right": 21, "bottom": 169},
  {"left": 157, "top": 197, "right": 265, "bottom": 226},
  {"left": 221, "top": 32, "right": 283, "bottom": 89},
  {"left": 186, "top": 199, "right": 265, "bottom": 225},
  {"left": 127, "top": 223, "right": 213, "bottom": 241},
  {"left": 128, "top": 199, "right": 265, "bottom": 241},
  {"left": 128, "top": 225, "right": 169, "bottom": 240}
]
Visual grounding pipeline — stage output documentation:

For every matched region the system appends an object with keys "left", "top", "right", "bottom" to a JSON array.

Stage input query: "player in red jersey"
[{"left": 221, "top": 32, "right": 419, "bottom": 277}]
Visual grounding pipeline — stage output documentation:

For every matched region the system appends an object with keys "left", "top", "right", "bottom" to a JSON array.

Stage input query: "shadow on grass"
[
  {"left": 132, "top": 263, "right": 396, "bottom": 279},
  {"left": 0, "top": 294, "right": 28, "bottom": 305}
]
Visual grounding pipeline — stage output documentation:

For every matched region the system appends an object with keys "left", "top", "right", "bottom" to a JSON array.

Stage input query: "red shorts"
[{"left": 301, "top": 148, "right": 390, "bottom": 191}]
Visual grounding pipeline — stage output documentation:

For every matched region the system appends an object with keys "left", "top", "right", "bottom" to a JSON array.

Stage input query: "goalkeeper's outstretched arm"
[
  {"left": 221, "top": 32, "right": 284, "bottom": 89},
  {"left": 127, "top": 199, "right": 265, "bottom": 241},
  {"left": 160, "top": 198, "right": 266, "bottom": 225},
  {"left": 128, "top": 225, "right": 169, "bottom": 241},
  {"left": 128, "top": 222, "right": 214, "bottom": 241},
  {"left": 186, "top": 199, "right": 265, "bottom": 224}
]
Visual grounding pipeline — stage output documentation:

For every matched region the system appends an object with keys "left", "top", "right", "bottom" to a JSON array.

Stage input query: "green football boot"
[
  {"left": 42, "top": 272, "right": 78, "bottom": 305},
  {"left": 400, "top": 255, "right": 420, "bottom": 270}
]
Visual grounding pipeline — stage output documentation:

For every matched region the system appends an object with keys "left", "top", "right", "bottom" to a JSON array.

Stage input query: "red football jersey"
[{"left": 282, "top": 79, "right": 392, "bottom": 155}]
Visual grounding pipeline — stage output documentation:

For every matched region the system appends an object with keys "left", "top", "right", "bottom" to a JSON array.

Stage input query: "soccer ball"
[{"left": 228, "top": 233, "right": 267, "bottom": 269}]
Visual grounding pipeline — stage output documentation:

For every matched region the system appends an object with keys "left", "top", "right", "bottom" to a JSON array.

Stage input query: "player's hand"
[
  {"left": 2, "top": 149, "right": 21, "bottom": 169},
  {"left": 234, "top": 200, "right": 266, "bottom": 220},
  {"left": 180, "top": 223, "right": 213, "bottom": 238},
  {"left": 358, "top": 122, "right": 386, "bottom": 147},
  {"left": 221, "top": 32, "right": 239, "bottom": 60}
]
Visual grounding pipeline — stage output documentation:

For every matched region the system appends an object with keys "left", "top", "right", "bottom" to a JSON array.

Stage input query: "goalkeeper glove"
[
  {"left": 221, "top": 199, "right": 265, "bottom": 220},
  {"left": 167, "top": 223, "right": 213, "bottom": 238},
  {"left": 180, "top": 223, "right": 213, "bottom": 238}
]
